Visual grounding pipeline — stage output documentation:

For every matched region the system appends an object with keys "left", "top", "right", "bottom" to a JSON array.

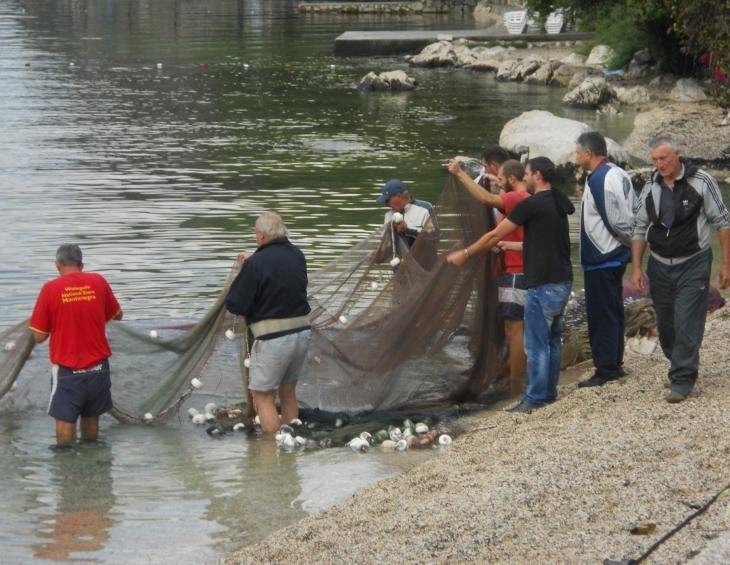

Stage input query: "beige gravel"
[{"left": 227, "top": 305, "right": 730, "bottom": 564}]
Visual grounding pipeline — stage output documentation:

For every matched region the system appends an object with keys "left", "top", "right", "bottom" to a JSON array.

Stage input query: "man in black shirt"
[
  {"left": 447, "top": 157, "right": 575, "bottom": 413},
  {"left": 226, "top": 212, "right": 311, "bottom": 433}
]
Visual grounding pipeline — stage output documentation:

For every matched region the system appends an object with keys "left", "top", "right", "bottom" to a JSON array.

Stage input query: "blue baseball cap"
[{"left": 376, "top": 179, "right": 409, "bottom": 204}]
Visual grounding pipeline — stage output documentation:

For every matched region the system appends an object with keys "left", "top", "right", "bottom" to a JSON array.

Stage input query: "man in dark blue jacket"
[
  {"left": 226, "top": 212, "right": 311, "bottom": 433},
  {"left": 575, "top": 131, "right": 634, "bottom": 388}
]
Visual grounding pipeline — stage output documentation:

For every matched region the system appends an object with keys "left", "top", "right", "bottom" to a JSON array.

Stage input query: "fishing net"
[
  {"left": 0, "top": 320, "right": 35, "bottom": 398},
  {"left": 0, "top": 175, "right": 503, "bottom": 423}
]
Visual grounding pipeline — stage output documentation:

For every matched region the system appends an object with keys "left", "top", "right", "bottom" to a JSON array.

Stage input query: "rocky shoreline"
[
  {"left": 223, "top": 35, "right": 730, "bottom": 565},
  {"left": 298, "top": 1, "right": 449, "bottom": 14},
  {"left": 226, "top": 306, "right": 730, "bottom": 563},
  {"left": 370, "top": 38, "right": 728, "bottom": 179}
]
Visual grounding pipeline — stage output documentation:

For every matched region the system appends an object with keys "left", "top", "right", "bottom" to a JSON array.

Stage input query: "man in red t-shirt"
[
  {"left": 29, "top": 244, "right": 123, "bottom": 446},
  {"left": 448, "top": 158, "right": 531, "bottom": 395}
]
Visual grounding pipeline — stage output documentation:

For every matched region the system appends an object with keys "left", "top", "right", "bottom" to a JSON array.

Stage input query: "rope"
[{"left": 607, "top": 482, "right": 730, "bottom": 564}]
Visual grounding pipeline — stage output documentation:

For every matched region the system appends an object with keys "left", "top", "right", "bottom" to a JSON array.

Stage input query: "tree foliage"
[
  {"left": 671, "top": 0, "right": 730, "bottom": 76},
  {"left": 525, "top": 0, "right": 729, "bottom": 78}
]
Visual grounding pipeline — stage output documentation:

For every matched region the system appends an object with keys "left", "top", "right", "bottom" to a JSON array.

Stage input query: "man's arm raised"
[{"left": 448, "top": 159, "right": 505, "bottom": 211}]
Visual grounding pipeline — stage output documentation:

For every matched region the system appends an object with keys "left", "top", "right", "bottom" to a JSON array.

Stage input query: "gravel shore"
[{"left": 227, "top": 306, "right": 730, "bottom": 564}]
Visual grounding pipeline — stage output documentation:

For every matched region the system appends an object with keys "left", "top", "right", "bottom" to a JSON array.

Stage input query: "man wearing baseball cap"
[{"left": 374, "top": 179, "right": 434, "bottom": 263}]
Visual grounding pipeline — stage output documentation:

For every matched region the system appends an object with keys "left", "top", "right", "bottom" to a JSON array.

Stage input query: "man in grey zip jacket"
[{"left": 631, "top": 135, "right": 730, "bottom": 403}]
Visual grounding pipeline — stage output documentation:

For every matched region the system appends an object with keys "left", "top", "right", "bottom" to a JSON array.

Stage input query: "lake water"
[{"left": 1, "top": 0, "right": 723, "bottom": 563}]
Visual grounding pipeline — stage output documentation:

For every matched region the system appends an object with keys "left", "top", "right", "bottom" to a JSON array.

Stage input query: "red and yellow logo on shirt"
[{"left": 61, "top": 285, "right": 97, "bottom": 304}]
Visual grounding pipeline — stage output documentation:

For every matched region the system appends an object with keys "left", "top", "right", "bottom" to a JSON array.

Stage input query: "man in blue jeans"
[{"left": 447, "top": 156, "right": 574, "bottom": 413}]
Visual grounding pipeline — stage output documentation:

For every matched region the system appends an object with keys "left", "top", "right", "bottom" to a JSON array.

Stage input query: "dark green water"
[
  {"left": 1, "top": 0, "right": 643, "bottom": 326},
  {"left": 2, "top": 0, "right": 725, "bottom": 562}
]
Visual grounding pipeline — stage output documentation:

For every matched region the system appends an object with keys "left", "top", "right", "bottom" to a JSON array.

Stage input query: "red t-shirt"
[
  {"left": 29, "top": 271, "right": 121, "bottom": 369},
  {"left": 501, "top": 190, "right": 531, "bottom": 273}
]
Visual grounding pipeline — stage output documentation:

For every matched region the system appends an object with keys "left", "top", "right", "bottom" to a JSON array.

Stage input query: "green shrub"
[{"left": 590, "top": 5, "right": 650, "bottom": 68}]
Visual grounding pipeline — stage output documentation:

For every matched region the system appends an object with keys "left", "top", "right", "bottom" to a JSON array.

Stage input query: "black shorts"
[{"left": 48, "top": 359, "right": 113, "bottom": 422}]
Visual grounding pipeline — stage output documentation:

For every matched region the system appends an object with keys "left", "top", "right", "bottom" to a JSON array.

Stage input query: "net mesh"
[{"left": 0, "top": 175, "right": 503, "bottom": 422}]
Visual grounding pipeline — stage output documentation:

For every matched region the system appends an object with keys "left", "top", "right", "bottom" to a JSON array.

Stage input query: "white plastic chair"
[
  {"left": 503, "top": 10, "right": 527, "bottom": 35},
  {"left": 545, "top": 10, "right": 565, "bottom": 34}
]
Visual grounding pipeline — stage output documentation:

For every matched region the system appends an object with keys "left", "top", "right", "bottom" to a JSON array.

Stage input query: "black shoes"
[
  {"left": 505, "top": 401, "right": 542, "bottom": 414},
  {"left": 579, "top": 365, "right": 628, "bottom": 388},
  {"left": 577, "top": 374, "right": 615, "bottom": 388}
]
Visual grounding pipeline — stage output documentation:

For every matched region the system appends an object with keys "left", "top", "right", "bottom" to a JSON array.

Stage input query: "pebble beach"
[
  {"left": 227, "top": 305, "right": 730, "bottom": 564},
  {"left": 225, "top": 40, "right": 730, "bottom": 558}
]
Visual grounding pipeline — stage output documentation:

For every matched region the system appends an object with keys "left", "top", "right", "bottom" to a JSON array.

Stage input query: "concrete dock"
[{"left": 334, "top": 30, "right": 593, "bottom": 56}]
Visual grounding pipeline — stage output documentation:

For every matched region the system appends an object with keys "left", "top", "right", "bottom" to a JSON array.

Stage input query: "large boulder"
[
  {"left": 549, "top": 64, "right": 594, "bottom": 87},
  {"left": 512, "top": 57, "right": 545, "bottom": 81},
  {"left": 409, "top": 41, "right": 456, "bottom": 67},
  {"left": 560, "top": 52, "right": 586, "bottom": 65},
  {"left": 623, "top": 103, "right": 729, "bottom": 163},
  {"left": 524, "top": 60, "right": 561, "bottom": 85},
  {"left": 495, "top": 60, "right": 520, "bottom": 81},
  {"left": 585, "top": 44, "right": 616, "bottom": 66},
  {"left": 562, "top": 76, "right": 612, "bottom": 107},
  {"left": 467, "top": 45, "right": 512, "bottom": 71},
  {"left": 499, "top": 110, "right": 630, "bottom": 166},
  {"left": 669, "top": 78, "right": 707, "bottom": 102},
  {"left": 469, "top": 57, "right": 501, "bottom": 72},
  {"left": 631, "top": 48, "right": 653, "bottom": 65},
  {"left": 453, "top": 43, "right": 478, "bottom": 66},
  {"left": 358, "top": 70, "right": 417, "bottom": 91},
  {"left": 612, "top": 85, "right": 651, "bottom": 105},
  {"left": 566, "top": 68, "right": 594, "bottom": 89},
  {"left": 624, "top": 48, "right": 654, "bottom": 80}
]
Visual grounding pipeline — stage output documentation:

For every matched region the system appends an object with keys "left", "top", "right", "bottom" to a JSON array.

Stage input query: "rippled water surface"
[
  {"left": 0, "top": 410, "right": 438, "bottom": 563},
  {"left": 1, "top": 0, "right": 645, "bottom": 325},
  {"left": 0, "top": 0, "right": 685, "bottom": 562}
]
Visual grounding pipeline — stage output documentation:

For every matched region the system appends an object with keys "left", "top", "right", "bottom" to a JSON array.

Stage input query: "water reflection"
[
  {"left": 33, "top": 443, "right": 115, "bottom": 562},
  {"left": 1, "top": 0, "right": 642, "bottom": 327},
  {"left": 2, "top": 0, "right": 716, "bottom": 561},
  {"left": 217, "top": 439, "right": 304, "bottom": 546}
]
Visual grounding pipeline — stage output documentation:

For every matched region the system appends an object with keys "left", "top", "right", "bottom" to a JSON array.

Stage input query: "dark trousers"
[
  {"left": 647, "top": 250, "right": 711, "bottom": 395},
  {"left": 585, "top": 265, "right": 626, "bottom": 380}
]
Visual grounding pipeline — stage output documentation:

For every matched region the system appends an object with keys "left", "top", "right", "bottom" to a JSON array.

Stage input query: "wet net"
[{"left": 0, "top": 175, "right": 503, "bottom": 423}]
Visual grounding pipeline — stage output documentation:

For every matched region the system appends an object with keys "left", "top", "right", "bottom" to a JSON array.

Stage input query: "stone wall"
[
  {"left": 297, "top": 0, "right": 526, "bottom": 15},
  {"left": 486, "top": 0, "right": 525, "bottom": 6},
  {"left": 298, "top": 2, "right": 451, "bottom": 14}
]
